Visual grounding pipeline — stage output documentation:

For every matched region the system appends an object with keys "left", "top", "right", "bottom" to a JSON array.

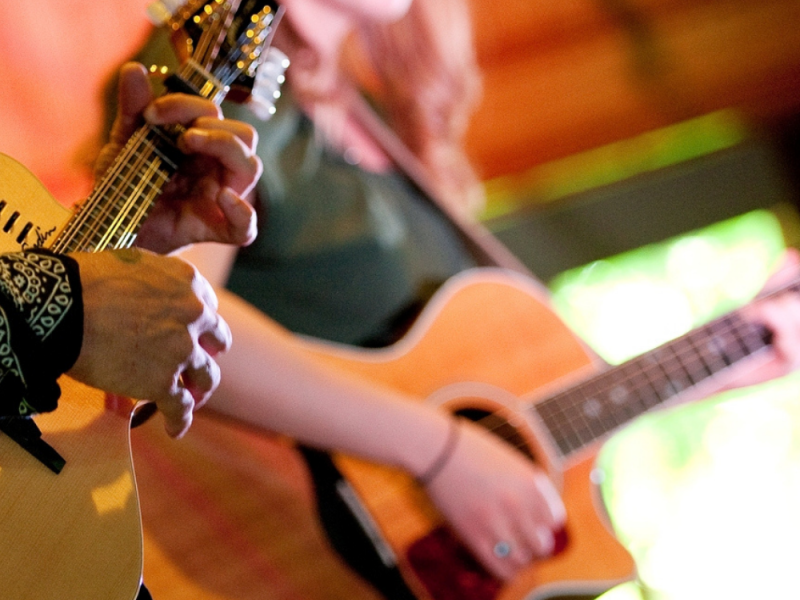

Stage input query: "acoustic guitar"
[
  {"left": 0, "top": 2, "right": 282, "bottom": 598},
  {"left": 294, "top": 266, "right": 784, "bottom": 600},
  {"left": 131, "top": 263, "right": 786, "bottom": 600}
]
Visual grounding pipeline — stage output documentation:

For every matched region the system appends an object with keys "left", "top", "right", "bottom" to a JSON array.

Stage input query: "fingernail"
[
  {"left": 219, "top": 188, "right": 237, "bottom": 209},
  {"left": 536, "top": 526, "right": 555, "bottom": 556},
  {"left": 143, "top": 104, "right": 158, "bottom": 123},
  {"left": 184, "top": 129, "right": 211, "bottom": 149}
]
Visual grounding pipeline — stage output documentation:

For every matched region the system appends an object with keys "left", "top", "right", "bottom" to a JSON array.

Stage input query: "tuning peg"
[
  {"left": 246, "top": 47, "right": 290, "bottom": 121},
  {"left": 146, "top": 0, "right": 188, "bottom": 25}
]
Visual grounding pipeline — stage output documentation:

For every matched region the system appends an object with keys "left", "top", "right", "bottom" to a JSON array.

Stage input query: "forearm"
[
  {"left": 207, "top": 289, "right": 453, "bottom": 477},
  {"left": 207, "top": 289, "right": 568, "bottom": 579}
]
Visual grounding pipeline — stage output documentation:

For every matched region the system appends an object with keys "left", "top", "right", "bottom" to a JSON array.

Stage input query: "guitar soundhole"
[
  {"left": 454, "top": 408, "right": 534, "bottom": 460},
  {"left": 407, "top": 526, "right": 501, "bottom": 600}
]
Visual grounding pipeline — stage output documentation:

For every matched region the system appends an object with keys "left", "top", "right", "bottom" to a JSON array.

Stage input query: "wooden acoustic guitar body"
[
  {"left": 125, "top": 268, "right": 637, "bottom": 600},
  {"left": 0, "top": 154, "right": 143, "bottom": 599},
  {"left": 0, "top": 2, "right": 283, "bottom": 593},
  {"left": 299, "top": 269, "right": 637, "bottom": 600},
  {"left": 0, "top": 377, "right": 142, "bottom": 600}
]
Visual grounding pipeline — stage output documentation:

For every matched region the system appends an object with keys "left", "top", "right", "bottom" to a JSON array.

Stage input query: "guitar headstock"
[{"left": 149, "top": 0, "right": 284, "bottom": 105}]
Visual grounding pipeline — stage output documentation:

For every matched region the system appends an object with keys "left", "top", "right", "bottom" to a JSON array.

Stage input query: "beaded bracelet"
[{"left": 417, "top": 418, "right": 461, "bottom": 486}]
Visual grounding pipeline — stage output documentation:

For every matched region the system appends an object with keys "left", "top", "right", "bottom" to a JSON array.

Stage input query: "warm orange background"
[
  {"left": 2, "top": 0, "right": 799, "bottom": 202},
  {"left": 0, "top": 1, "right": 154, "bottom": 205},
  {"left": 466, "top": 0, "right": 800, "bottom": 179}
]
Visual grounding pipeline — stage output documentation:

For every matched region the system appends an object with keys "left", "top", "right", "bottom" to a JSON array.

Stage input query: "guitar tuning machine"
[
  {"left": 246, "top": 47, "right": 290, "bottom": 121},
  {"left": 146, "top": 0, "right": 189, "bottom": 25}
]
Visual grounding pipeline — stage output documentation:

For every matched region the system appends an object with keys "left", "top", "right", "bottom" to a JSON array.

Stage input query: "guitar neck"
[
  {"left": 532, "top": 304, "right": 776, "bottom": 460},
  {"left": 49, "top": 0, "right": 281, "bottom": 254},
  {"left": 50, "top": 62, "right": 228, "bottom": 254}
]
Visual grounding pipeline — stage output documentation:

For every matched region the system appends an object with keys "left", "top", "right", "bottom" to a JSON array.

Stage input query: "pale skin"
[
  {"left": 181, "top": 0, "right": 561, "bottom": 580},
  {"left": 184, "top": 0, "right": 800, "bottom": 582},
  {"left": 66, "top": 62, "right": 262, "bottom": 439},
  {"left": 201, "top": 287, "right": 566, "bottom": 578}
]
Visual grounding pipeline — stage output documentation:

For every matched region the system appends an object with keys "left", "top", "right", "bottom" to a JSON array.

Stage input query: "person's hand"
[
  {"left": 96, "top": 62, "right": 262, "bottom": 255},
  {"left": 741, "top": 248, "right": 800, "bottom": 381},
  {"left": 66, "top": 248, "right": 231, "bottom": 438},
  {"left": 421, "top": 419, "right": 566, "bottom": 580}
]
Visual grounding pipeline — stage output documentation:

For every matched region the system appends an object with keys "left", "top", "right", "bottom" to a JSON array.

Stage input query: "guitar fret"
[
  {"left": 706, "top": 315, "right": 769, "bottom": 367},
  {"left": 634, "top": 355, "right": 669, "bottom": 407},
  {"left": 609, "top": 361, "right": 652, "bottom": 416},
  {"left": 674, "top": 333, "right": 714, "bottom": 382},
  {"left": 647, "top": 347, "right": 689, "bottom": 399},
  {"left": 532, "top": 306, "right": 776, "bottom": 460},
  {"left": 604, "top": 367, "right": 644, "bottom": 419},
  {"left": 535, "top": 393, "right": 583, "bottom": 456},
  {"left": 48, "top": 3, "right": 279, "bottom": 255},
  {"left": 709, "top": 317, "right": 740, "bottom": 365},
  {"left": 663, "top": 343, "right": 697, "bottom": 388},
  {"left": 577, "top": 381, "right": 621, "bottom": 438},
  {"left": 736, "top": 317, "right": 771, "bottom": 354}
]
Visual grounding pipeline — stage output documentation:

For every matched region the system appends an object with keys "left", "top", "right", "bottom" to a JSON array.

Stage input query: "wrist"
[{"left": 416, "top": 417, "right": 462, "bottom": 486}]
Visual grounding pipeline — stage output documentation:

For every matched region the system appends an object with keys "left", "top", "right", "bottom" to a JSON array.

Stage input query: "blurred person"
[{"left": 124, "top": 0, "right": 800, "bottom": 598}]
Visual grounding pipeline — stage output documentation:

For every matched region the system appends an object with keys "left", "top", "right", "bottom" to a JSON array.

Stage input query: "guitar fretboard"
[
  {"left": 532, "top": 309, "right": 773, "bottom": 459},
  {"left": 51, "top": 126, "right": 180, "bottom": 253},
  {"left": 48, "top": 1, "right": 274, "bottom": 255}
]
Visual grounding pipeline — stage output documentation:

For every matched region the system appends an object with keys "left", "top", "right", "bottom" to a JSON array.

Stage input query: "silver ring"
[{"left": 493, "top": 541, "right": 511, "bottom": 558}]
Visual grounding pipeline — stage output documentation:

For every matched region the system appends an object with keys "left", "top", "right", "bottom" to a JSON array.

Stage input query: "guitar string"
[
  {"left": 94, "top": 140, "right": 164, "bottom": 250},
  {"left": 213, "top": 16, "right": 270, "bottom": 88},
  {"left": 88, "top": 132, "right": 158, "bottom": 250},
  {"left": 118, "top": 168, "right": 171, "bottom": 248},
  {"left": 50, "top": 130, "right": 139, "bottom": 251},
  {"left": 52, "top": 5, "right": 271, "bottom": 253},
  {"left": 53, "top": 127, "right": 155, "bottom": 253},
  {"left": 194, "top": 4, "right": 228, "bottom": 72},
  {"left": 532, "top": 311, "right": 770, "bottom": 457},
  {"left": 99, "top": 138, "right": 173, "bottom": 250}
]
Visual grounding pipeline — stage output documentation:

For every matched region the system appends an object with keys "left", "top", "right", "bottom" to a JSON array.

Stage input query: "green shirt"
[{"left": 224, "top": 94, "right": 476, "bottom": 346}]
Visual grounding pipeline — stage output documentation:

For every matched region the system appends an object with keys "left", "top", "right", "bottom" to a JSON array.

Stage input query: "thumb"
[{"left": 112, "top": 62, "right": 154, "bottom": 143}]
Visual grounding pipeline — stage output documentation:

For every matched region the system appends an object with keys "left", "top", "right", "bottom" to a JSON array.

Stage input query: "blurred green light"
[
  {"left": 481, "top": 111, "right": 749, "bottom": 220},
  {"left": 548, "top": 208, "right": 800, "bottom": 600},
  {"left": 549, "top": 210, "right": 785, "bottom": 363}
]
